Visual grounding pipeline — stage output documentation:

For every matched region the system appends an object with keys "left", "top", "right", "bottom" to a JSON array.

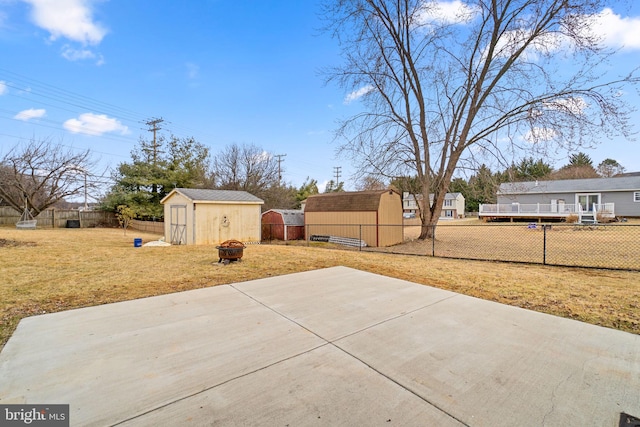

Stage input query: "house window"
[
  {"left": 445, "top": 210, "right": 453, "bottom": 217},
  {"left": 444, "top": 199, "right": 452, "bottom": 207},
  {"left": 634, "top": 191, "right": 640, "bottom": 202}
]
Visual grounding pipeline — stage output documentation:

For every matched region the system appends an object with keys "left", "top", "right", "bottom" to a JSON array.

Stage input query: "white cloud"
[
  {"left": 344, "top": 85, "right": 374, "bottom": 104},
  {"left": 544, "top": 97, "right": 588, "bottom": 116},
  {"left": 586, "top": 8, "right": 640, "bottom": 51},
  {"left": 14, "top": 108, "right": 46, "bottom": 121},
  {"left": 22, "top": 0, "right": 107, "bottom": 45},
  {"left": 61, "top": 45, "right": 93, "bottom": 60},
  {"left": 416, "top": 1, "right": 478, "bottom": 26},
  {"left": 525, "top": 127, "right": 558, "bottom": 143},
  {"left": 0, "top": 81, "right": 7, "bottom": 95},
  {"left": 318, "top": 180, "right": 329, "bottom": 193},
  {"left": 61, "top": 45, "right": 104, "bottom": 64},
  {"left": 484, "top": 27, "right": 561, "bottom": 62},
  {"left": 63, "top": 113, "right": 129, "bottom": 136}
]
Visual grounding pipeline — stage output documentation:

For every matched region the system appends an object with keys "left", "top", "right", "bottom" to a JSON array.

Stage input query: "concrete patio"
[{"left": 0, "top": 266, "right": 638, "bottom": 426}]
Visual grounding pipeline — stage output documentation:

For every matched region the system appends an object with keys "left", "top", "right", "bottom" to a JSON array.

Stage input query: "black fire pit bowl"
[{"left": 216, "top": 239, "right": 245, "bottom": 264}]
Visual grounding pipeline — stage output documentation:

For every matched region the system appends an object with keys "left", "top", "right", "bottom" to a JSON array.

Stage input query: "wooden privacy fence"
[
  {"left": 0, "top": 207, "right": 117, "bottom": 228},
  {"left": 129, "top": 219, "right": 164, "bottom": 234}
]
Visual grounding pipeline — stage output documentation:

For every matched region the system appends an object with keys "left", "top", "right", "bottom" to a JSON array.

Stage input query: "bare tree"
[
  {"left": 356, "top": 175, "right": 388, "bottom": 190},
  {"left": 322, "top": 0, "right": 638, "bottom": 238},
  {"left": 211, "top": 143, "right": 280, "bottom": 194},
  {"left": 0, "top": 138, "right": 95, "bottom": 215}
]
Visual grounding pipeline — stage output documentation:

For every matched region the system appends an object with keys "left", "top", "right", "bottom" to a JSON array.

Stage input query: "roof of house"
[
  {"left": 304, "top": 190, "right": 398, "bottom": 212},
  {"left": 262, "top": 209, "right": 305, "bottom": 226},
  {"left": 498, "top": 176, "right": 640, "bottom": 195},
  {"left": 160, "top": 188, "right": 264, "bottom": 204},
  {"left": 403, "top": 192, "right": 463, "bottom": 200}
]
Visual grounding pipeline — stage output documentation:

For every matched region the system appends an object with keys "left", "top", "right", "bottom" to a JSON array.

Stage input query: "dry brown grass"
[
  {"left": 399, "top": 218, "right": 640, "bottom": 269},
  {"left": 1, "top": 225, "right": 639, "bottom": 351}
]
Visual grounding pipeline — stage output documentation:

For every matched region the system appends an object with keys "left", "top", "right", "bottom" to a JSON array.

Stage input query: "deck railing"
[{"left": 479, "top": 203, "right": 615, "bottom": 218}]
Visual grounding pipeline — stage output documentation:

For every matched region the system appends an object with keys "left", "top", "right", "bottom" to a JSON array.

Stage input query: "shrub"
[
  {"left": 565, "top": 214, "right": 579, "bottom": 223},
  {"left": 596, "top": 212, "right": 614, "bottom": 223}
]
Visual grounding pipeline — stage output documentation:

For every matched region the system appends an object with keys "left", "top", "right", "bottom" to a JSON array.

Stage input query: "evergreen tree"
[{"left": 101, "top": 135, "right": 210, "bottom": 219}]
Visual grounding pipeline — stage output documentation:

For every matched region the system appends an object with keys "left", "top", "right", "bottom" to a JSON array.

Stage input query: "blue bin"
[{"left": 134, "top": 238, "right": 142, "bottom": 247}]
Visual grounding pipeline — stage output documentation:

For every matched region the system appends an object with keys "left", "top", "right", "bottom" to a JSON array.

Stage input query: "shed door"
[{"left": 170, "top": 205, "right": 187, "bottom": 245}]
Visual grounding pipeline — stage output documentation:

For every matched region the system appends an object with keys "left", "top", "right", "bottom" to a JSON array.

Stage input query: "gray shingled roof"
[
  {"left": 164, "top": 188, "right": 263, "bottom": 204},
  {"left": 404, "top": 192, "right": 462, "bottom": 201},
  {"left": 263, "top": 209, "right": 305, "bottom": 226},
  {"left": 498, "top": 176, "right": 640, "bottom": 195}
]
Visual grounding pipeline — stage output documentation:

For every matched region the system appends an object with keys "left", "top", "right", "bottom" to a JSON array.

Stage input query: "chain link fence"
[{"left": 261, "top": 222, "right": 640, "bottom": 271}]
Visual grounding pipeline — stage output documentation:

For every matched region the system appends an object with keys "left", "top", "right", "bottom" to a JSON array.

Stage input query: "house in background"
[
  {"left": 479, "top": 176, "right": 640, "bottom": 222},
  {"left": 261, "top": 209, "right": 305, "bottom": 241},
  {"left": 402, "top": 192, "right": 466, "bottom": 219},
  {"left": 304, "top": 189, "right": 403, "bottom": 247},
  {"left": 160, "top": 188, "right": 263, "bottom": 245}
]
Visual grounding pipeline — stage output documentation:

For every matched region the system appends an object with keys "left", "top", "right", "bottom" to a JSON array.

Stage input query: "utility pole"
[
  {"left": 144, "top": 118, "right": 164, "bottom": 165},
  {"left": 144, "top": 117, "right": 164, "bottom": 196},
  {"left": 333, "top": 166, "right": 342, "bottom": 184},
  {"left": 275, "top": 154, "right": 287, "bottom": 183}
]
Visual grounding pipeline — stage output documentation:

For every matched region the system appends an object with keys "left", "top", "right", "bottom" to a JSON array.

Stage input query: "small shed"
[
  {"left": 160, "top": 188, "right": 264, "bottom": 245},
  {"left": 304, "top": 189, "right": 403, "bottom": 247},
  {"left": 261, "top": 209, "right": 305, "bottom": 241}
]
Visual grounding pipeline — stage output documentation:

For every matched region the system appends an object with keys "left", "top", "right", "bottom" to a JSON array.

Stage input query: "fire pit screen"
[{"left": 216, "top": 239, "right": 246, "bottom": 264}]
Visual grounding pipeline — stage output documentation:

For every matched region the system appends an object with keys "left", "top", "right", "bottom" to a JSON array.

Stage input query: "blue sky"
[{"left": 1, "top": 0, "right": 640, "bottom": 199}]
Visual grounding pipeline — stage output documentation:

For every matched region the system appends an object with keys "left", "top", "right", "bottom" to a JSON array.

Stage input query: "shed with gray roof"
[
  {"left": 160, "top": 188, "right": 264, "bottom": 245},
  {"left": 261, "top": 209, "right": 305, "bottom": 241}
]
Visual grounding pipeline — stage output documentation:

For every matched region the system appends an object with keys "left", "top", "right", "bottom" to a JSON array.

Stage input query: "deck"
[{"left": 479, "top": 203, "right": 615, "bottom": 222}]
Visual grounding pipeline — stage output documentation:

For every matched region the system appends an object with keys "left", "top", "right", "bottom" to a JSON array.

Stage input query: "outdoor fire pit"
[{"left": 216, "top": 239, "right": 246, "bottom": 264}]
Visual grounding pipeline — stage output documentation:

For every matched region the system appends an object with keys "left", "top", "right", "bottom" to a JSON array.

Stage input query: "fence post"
[
  {"left": 359, "top": 224, "right": 362, "bottom": 251},
  {"left": 431, "top": 225, "right": 435, "bottom": 257},
  {"left": 543, "top": 224, "right": 547, "bottom": 265}
]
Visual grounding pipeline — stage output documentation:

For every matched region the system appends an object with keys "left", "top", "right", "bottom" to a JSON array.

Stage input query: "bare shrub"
[{"left": 565, "top": 214, "right": 579, "bottom": 224}]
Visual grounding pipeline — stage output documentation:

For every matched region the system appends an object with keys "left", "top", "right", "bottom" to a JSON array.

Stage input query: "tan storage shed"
[
  {"left": 160, "top": 188, "right": 263, "bottom": 245},
  {"left": 304, "top": 189, "right": 403, "bottom": 247}
]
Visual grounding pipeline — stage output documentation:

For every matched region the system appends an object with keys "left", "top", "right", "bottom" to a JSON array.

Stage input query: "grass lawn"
[
  {"left": 399, "top": 219, "right": 640, "bottom": 269},
  {"left": 1, "top": 226, "right": 639, "bottom": 351}
]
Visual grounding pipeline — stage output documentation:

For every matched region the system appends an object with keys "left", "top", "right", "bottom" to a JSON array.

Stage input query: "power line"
[{"left": 0, "top": 68, "right": 216, "bottom": 145}]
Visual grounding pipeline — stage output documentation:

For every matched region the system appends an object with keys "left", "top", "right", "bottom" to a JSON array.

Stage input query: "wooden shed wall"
[
  {"left": 376, "top": 191, "right": 403, "bottom": 246},
  {"left": 163, "top": 192, "right": 261, "bottom": 245},
  {"left": 194, "top": 203, "right": 261, "bottom": 245},
  {"left": 261, "top": 211, "right": 283, "bottom": 240},
  {"left": 305, "top": 211, "right": 378, "bottom": 246}
]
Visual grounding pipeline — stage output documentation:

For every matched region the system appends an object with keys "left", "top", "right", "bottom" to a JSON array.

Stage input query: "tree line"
[{"left": 0, "top": 137, "right": 344, "bottom": 219}]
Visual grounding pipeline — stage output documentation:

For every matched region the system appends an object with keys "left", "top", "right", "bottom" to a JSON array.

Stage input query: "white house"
[
  {"left": 402, "top": 192, "right": 466, "bottom": 219},
  {"left": 479, "top": 176, "right": 640, "bottom": 222}
]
